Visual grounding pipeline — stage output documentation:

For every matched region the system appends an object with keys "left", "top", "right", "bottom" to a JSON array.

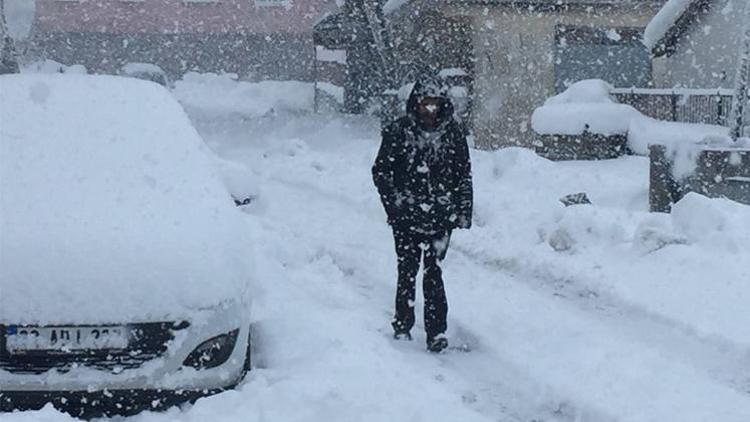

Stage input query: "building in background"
[
  {"left": 30, "top": 0, "right": 335, "bottom": 80},
  {"left": 645, "top": 0, "right": 745, "bottom": 90},
  {"left": 316, "top": 0, "right": 663, "bottom": 149}
]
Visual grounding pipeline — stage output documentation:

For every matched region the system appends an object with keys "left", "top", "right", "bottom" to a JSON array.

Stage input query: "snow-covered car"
[
  {"left": 120, "top": 62, "right": 172, "bottom": 88},
  {"left": 0, "top": 74, "right": 254, "bottom": 418}
]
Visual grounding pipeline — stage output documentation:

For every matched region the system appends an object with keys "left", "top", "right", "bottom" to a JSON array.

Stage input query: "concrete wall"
[
  {"left": 30, "top": 0, "right": 334, "bottom": 80},
  {"left": 34, "top": 0, "right": 333, "bottom": 34},
  {"left": 652, "top": 0, "right": 744, "bottom": 89},
  {"left": 445, "top": 3, "right": 660, "bottom": 149},
  {"left": 29, "top": 31, "right": 315, "bottom": 80}
]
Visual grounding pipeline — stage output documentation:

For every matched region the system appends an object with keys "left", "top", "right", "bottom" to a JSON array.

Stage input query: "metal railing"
[{"left": 611, "top": 87, "right": 735, "bottom": 126}]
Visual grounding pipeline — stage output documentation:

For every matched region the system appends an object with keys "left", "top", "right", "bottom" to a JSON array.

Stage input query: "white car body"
[{"left": 0, "top": 74, "right": 254, "bottom": 417}]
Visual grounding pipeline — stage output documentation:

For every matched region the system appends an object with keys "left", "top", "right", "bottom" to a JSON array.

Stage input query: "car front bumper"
[{"left": 0, "top": 384, "right": 235, "bottom": 418}]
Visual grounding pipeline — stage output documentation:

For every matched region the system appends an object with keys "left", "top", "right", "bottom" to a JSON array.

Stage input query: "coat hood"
[{"left": 405, "top": 77, "right": 455, "bottom": 127}]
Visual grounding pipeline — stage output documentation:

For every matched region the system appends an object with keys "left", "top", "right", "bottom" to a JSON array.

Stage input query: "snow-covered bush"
[{"left": 173, "top": 72, "right": 314, "bottom": 119}]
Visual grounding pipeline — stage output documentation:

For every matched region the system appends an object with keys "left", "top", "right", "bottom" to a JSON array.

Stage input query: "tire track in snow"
[
  {"left": 260, "top": 177, "right": 607, "bottom": 422},
  {"left": 451, "top": 244, "right": 750, "bottom": 398}
]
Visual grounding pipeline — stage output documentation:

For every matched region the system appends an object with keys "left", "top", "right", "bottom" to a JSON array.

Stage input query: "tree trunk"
[{"left": 731, "top": 1, "right": 750, "bottom": 139}]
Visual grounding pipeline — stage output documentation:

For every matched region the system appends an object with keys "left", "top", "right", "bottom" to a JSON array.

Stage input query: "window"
[{"left": 554, "top": 25, "right": 652, "bottom": 92}]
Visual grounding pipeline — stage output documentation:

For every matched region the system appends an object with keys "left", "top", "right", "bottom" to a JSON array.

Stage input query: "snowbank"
[
  {"left": 316, "top": 82, "right": 345, "bottom": 104},
  {"left": 21, "top": 59, "right": 88, "bottom": 75},
  {"left": 532, "top": 80, "right": 641, "bottom": 136},
  {"left": 628, "top": 116, "right": 730, "bottom": 154},
  {"left": 532, "top": 79, "right": 730, "bottom": 157},
  {"left": 532, "top": 103, "right": 641, "bottom": 136},
  {"left": 643, "top": 0, "right": 694, "bottom": 49},
  {"left": 0, "top": 74, "right": 252, "bottom": 324},
  {"left": 121, "top": 62, "right": 166, "bottom": 75},
  {"left": 173, "top": 72, "right": 313, "bottom": 119}
]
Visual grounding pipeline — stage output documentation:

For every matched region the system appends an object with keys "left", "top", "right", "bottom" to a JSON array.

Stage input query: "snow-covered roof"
[{"left": 643, "top": 0, "right": 696, "bottom": 51}]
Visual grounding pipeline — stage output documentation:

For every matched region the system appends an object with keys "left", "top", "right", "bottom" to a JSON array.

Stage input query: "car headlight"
[{"left": 183, "top": 329, "right": 239, "bottom": 370}]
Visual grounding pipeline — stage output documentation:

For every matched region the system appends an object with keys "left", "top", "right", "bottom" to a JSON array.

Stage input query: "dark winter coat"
[{"left": 372, "top": 80, "right": 473, "bottom": 233}]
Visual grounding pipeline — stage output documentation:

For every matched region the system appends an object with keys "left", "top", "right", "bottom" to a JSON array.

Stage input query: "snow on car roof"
[{"left": 0, "top": 74, "right": 251, "bottom": 324}]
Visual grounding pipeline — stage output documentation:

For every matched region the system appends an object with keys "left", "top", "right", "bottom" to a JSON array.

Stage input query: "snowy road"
[{"left": 5, "top": 104, "right": 750, "bottom": 421}]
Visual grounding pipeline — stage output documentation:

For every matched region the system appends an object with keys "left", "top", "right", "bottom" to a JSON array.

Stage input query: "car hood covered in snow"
[{"left": 0, "top": 74, "right": 252, "bottom": 325}]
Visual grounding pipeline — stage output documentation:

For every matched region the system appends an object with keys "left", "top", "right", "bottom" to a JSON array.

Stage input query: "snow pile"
[
  {"left": 643, "top": 0, "right": 695, "bottom": 49},
  {"left": 532, "top": 80, "right": 642, "bottom": 136},
  {"left": 0, "top": 74, "right": 252, "bottom": 324},
  {"left": 121, "top": 62, "right": 166, "bottom": 76},
  {"left": 21, "top": 59, "right": 88, "bottom": 75},
  {"left": 628, "top": 116, "right": 730, "bottom": 155},
  {"left": 316, "top": 82, "right": 345, "bottom": 104},
  {"left": 671, "top": 192, "right": 750, "bottom": 249},
  {"left": 173, "top": 72, "right": 313, "bottom": 118},
  {"left": 543, "top": 79, "right": 615, "bottom": 105},
  {"left": 532, "top": 79, "right": 729, "bottom": 157}
]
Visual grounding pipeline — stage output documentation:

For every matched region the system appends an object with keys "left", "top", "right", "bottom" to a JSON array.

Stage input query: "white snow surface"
[
  {"left": 532, "top": 80, "right": 641, "bottom": 136},
  {"left": 643, "top": 0, "right": 695, "bottom": 49},
  {"left": 121, "top": 62, "right": 166, "bottom": 76},
  {"left": 5, "top": 75, "right": 750, "bottom": 421},
  {"left": 22, "top": 60, "right": 88, "bottom": 75},
  {"left": 0, "top": 74, "right": 251, "bottom": 324},
  {"left": 172, "top": 72, "right": 313, "bottom": 119}
]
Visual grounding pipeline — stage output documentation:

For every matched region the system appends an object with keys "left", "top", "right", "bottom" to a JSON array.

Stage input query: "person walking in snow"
[{"left": 372, "top": 77, "right": 473, "bottom": 353}]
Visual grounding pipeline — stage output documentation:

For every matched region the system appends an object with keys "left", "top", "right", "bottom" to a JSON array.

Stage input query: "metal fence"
[{"left": 611, "top": 88, "right": 735, "bottom": 126}]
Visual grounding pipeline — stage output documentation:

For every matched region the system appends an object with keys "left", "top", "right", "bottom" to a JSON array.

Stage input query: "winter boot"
[
  {"left": 426, "top": 334, "right": 448, "bottom": 353},
  {"left": 392, "top": 320, "right": 412, "bottom": 341}
]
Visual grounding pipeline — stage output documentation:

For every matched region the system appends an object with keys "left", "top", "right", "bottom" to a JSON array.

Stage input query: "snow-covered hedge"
[
  {"left": 173, "top": 72, "right": 314, "bottom": 119},
  {"left": 531, "top": 79, "right": 730, "bottom": 157}
]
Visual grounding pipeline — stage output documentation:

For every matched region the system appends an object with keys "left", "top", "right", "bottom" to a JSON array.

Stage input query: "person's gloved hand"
[{"left": 457, "top": 215, "right": 471, "bottom": 229}]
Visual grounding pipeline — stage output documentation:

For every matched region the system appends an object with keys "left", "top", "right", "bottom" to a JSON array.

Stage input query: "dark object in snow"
[
  {"left": 373, "top": 78, "right": 472, "bottom": 345},
  {"left": 233, "top": 196, "right": 254, "bottom": 207},
  {"left": 560, "top": 192, "right": 591, "bottom": 207},
  {"left": 649, "top": 145, "right": 683, "bottom": 212},
  {"left": 649, "top": 144, "right": 750, "bottom": 212},
  {"left": 534, "top": 131, "right": 629, "bottom": 161}
]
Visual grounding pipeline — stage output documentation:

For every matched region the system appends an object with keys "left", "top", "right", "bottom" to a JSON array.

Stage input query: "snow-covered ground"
[{"left": 4, "top": 75, "right": 750, "bottom": 421}]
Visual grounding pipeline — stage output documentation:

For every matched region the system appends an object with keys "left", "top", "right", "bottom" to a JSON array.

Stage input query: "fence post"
[{"left": 649, "top": 144, "right": 681, "bottom": 212}]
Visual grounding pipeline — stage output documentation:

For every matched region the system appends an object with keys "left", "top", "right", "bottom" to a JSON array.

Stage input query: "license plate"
[{"left": 5, "top": 325, "right": 129, "bottom": 353}]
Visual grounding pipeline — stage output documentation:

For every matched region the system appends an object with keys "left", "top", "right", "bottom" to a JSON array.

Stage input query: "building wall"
[
  {"left": 34, "top": 0, "right": 331, "bottom": 34},
  {"left": 445, "top": 3, "right": 661, "bottom": 149},
  {"left": 30, "top": 31, "right": 314, "bottom": 79},
  {"left": 30, "top": 0, "right": 334, "bottom": 80},
  {"left": 653, "top": 0, "right": 744, "bottom": 89}
]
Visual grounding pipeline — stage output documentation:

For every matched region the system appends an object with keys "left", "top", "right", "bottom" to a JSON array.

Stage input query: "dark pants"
[{"left": 391, "top": 227, "right": 452, "bottom": 339}]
